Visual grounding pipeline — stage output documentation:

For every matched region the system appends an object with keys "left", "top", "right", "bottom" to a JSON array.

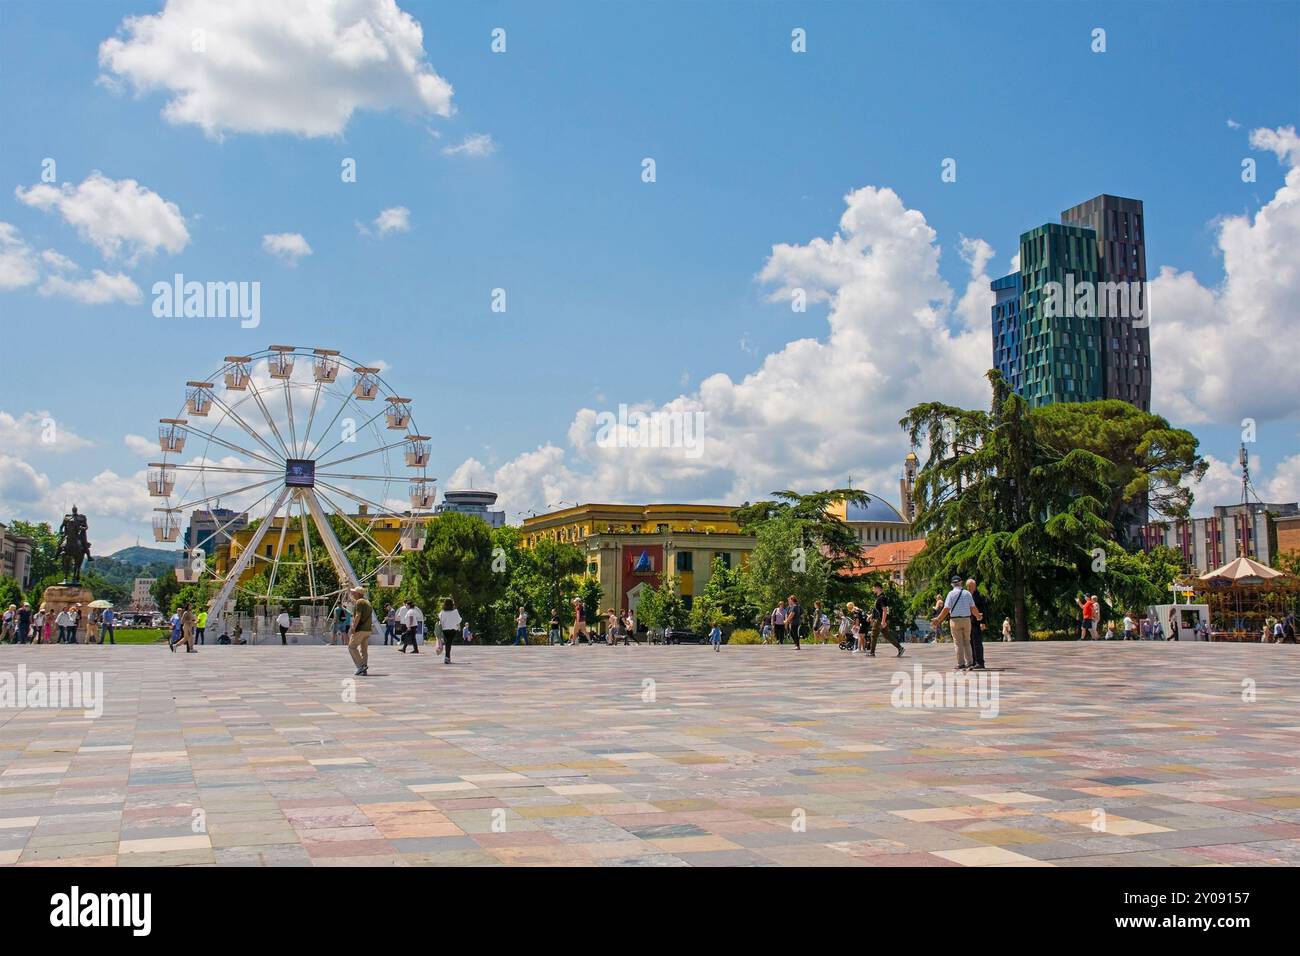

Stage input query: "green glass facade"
[{"left": 1015, "top": 222, "right": 1101, "bottom": 407}]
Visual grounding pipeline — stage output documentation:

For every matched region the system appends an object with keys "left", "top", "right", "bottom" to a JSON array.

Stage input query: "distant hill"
[{"left": 107, "top": 546, "right": 178, "bottom": 566}]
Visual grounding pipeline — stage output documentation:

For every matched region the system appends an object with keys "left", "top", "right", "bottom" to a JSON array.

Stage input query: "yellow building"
[
  {"left": 520, "top": 503, "right": 753, "bottom": 614},
  {"left": 213, "top": 504, "right": 404, "bottom": 584}
]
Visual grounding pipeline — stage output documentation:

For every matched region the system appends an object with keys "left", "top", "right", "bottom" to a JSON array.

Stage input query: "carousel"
[{"left": 1196, "top": 556, "right": 1300, "bottom": 641}]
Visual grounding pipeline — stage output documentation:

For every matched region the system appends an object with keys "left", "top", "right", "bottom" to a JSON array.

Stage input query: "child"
[{"left": 709, "top": 623, "right": 723, "bottom": 652}]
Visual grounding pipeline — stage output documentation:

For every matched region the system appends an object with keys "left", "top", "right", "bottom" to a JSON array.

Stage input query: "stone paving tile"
[{"left": 0, "top": 642, "right": 1297, "bottom": 866}]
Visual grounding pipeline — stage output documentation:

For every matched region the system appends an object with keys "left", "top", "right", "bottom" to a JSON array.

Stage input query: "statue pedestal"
[{"left": 41, "top": 585, "right": 95, "bottom": 643}]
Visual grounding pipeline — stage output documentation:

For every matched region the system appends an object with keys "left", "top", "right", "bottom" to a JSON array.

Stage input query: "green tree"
[
  {"left": 901, "top": 370, "right": 1114, "bottom": 641},
  {"left": 1096, "top": 544, "right": 1186, "bottom": 619},
  {"left": 734, "top": 488, "right": 869, "bottom": 573},
  {"left": 401, "top": 512, "right": 498, "bottom": 627},
  {"left": 151, "top": 573, "right": 181, "bottom": 615},
  {"left": 0, "top": 576, "right": 23, "bottom": 612},
  {"left": 7, "top": 520, "right": 58, "bottom": 584},
  {"left": 743, "top": 514, "right": 832, "bottom": 620},
  {"left": 1033, "top": 400, "right": 1207, "bottom": 535},
  {"left": 637, "top": 575, "right": 689, "bottom": 632}
]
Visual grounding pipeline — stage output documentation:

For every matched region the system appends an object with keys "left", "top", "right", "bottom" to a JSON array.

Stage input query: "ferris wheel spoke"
[
  {"left": 175, "top": 422, "right": 281, "bottom": 468},
  {"left": 316, "top": 471, "right": 407, "bottom": 482},
  {"left": 168, "top": 476, "right": 281, "bottom": 513},
  {"left": 245, "top": 374, "right": 294, "bottom": 459},
  {"left": 300, "top": 379, "right": 326, "bottom": 462},
  {"left": 281, "top": 376, "right": 299, "bottom": 457},
  {"left": 317, "top": 438, "right": 410, "bottom": 471},
  {"left": 188, "top": 482, "right": 283, "bottom": 555},
  {"left": 308, "top": 403, "right": 390, "bottom": 463},
  {"left": 315, "top": 479, "right": 408, "bottom": 519},
  {"left": 166, "top": 463, "right": 283, "bottom": 476},
  {"left": 312, "top": 485, "right": 400, "bottom": 561},
  {"left": 204, "top": 390, "right": 290, "bottom": 464}
]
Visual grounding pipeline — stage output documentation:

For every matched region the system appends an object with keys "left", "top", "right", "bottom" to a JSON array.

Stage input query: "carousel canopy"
[{"left": 1198, "top": 556, "right": 1283, "bottom": 583}]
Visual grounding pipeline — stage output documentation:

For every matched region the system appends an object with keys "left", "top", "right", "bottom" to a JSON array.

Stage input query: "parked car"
[{"left": 664, "top": 627, "right": 707, "bottom": 645}]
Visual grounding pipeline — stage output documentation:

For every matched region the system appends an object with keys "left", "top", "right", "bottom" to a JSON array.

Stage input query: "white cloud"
[
  {"left": 262, "top": 232, "right": 313, "bottom": 262},
  {"left": 0, "top": 410, "right": 92, "bottom": 453},
  {"left": 40, "top": 270, "right": 142, "bottom": 305},
  {"left": 98, "top": 0, "right": 455, "bottom": 138},
  {"left": 40, "top": 249, "right": 77, "bottom": 271},
  {"left": 451, "top": 185, "right": 994, "bottom": 516},
  {"left": 441, "top": 132, "right": 497, "bottom": 157},
  {"left": 1226, "top": 118, "right": 1241, "bottom": 130},
  {"left": 1150, "top": 125, "right": 1300, "bottom": 424},
  {"left": 124, "top": 434, "right": 156, "bottom": 456},
  {"left": 1189, "top": 452, "right": 1300, "bottom": 515},
  {"left": 0, "top": 222, "right": 39, "bottom": 290},
  {"left": 358, "top": 206, "right": 411, "bottom": 237},
  {"left": 15, "top": 172, "right": 189, "bottom": 263}
]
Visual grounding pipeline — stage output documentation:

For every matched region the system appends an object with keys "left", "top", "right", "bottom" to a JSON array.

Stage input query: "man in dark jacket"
[{"left": 966, "top": 579, "right": 989, "bottom": 670}]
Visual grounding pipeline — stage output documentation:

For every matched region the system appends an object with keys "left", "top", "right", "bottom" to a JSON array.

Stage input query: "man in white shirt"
[
  {"left": 401, "top": 602, "right": 423, "bottom": 653},
  {"left": 932, "top": 575, "right": 981, "bottom": 670}
]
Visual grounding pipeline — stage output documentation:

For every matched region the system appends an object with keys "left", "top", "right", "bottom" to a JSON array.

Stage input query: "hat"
[{"left": 950, "top": 575, "right": 962, "bottom": 585}]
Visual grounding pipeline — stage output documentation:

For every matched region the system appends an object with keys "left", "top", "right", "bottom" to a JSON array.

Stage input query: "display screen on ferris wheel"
[{"left": 149, "top": 346, "right": 432, "bottom": 617}]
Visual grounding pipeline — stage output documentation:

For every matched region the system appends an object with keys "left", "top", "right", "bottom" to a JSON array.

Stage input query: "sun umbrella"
[{"left": 87, "top": 599, "right": 114, "bottom": 609}]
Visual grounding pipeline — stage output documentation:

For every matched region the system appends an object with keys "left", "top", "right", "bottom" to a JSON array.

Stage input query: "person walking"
[
  {"left": 100, "top": 606, "right": 115, "bottom": 644},
  {"left": 786, "top": 595, "right": 802, "bottom": 650},
  {"left": 275, "top": 609, "right": 290, "bottom": 645},
  {"left": 548, "top": 612, "right": 561, "bottom": 646},
  {"left": 871, "top": 582, "right": 905, "bottom": 658},
  {"left": 347, "top": 587, "right": 373, "bottom": 677},
  {"left": 32, "top": 607, "right": 45, "bottom": 645},
  {"left": 853, "top": 601, "right": 872, "bottom": 655},
  {"left": 622, "top": 609, "right": 636, "bottom": 645},
  {"left": 405, "top": 601, "right": 425, "bottom": 651},
  {"left": 772, "top": 602, "right": 787, "bottom": 645},
  {"left": 709, "top": 622, "right": 723, "bottom": 652},
  {"left": 438, "top": 598, "right": 462, "bottom": 664},
  {"left": 1123, "top": 612, "right": 1136, "bottom": 641},
  {"left": 965, "top": 579, "right": 986, "bottom": 669},
  {"left": 1001, "top": 617, "right": 1012, "bottom": 642},
  {"left": 382, "top": 604, "right": 396, "bottom": 645},
  {"left": 177, "top": 603, "right": 197, "bottom": 653},
  {"left": 328, "top": 603, "right": 347, "bottom": 646},
  {"left": 398, "top": 600, "right": 420, "bottom": 654},
  {"left": 1076, "top": 593, "right": 1099, "bottom": 640},
  {"left": 16, "top": 602, "right": 32, "bottom": 645},
  {"left": 515, "top": 607, "right": 529, "bottom": 646},
  {"left": 570, "top": 596, "right": 588, "bottom": 646},
  {"left": 837, "top": 606, "right": 853, "bottom": 648},
  {"left": 194, "top": 607, "right": 207, "bottom": 645},
  {"left": 932, "top": 575, "right": 980, "bottom": 670}
]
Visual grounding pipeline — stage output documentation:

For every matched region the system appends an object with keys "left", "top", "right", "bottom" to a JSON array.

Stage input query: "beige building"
[
  {"left": 520, "top": 504, "right": 754, "bottom": 614},
  {"left": 0, "top": 522, "right": 34, "bottom": 588}
]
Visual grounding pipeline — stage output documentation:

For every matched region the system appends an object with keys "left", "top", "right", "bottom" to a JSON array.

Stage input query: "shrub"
[
  {"left": 1029, "top": 629, "right": 1075, "bottom": 641},
  {"left": 729, "top": 628, "right": 762, "bottom": 645}
]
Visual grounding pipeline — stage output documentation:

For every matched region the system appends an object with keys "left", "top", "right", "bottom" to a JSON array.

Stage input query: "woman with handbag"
[{"left": 438, "top": 598, "right": 462, "bottom": 665}]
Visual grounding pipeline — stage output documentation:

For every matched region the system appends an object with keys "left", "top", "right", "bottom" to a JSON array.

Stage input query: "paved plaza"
[{"left": 0, "top": 641, "right": 1298, "bottom": 867}]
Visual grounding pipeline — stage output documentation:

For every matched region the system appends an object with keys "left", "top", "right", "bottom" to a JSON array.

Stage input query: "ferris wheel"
[{"left": 146, "top": 346, "right": 434, "bottom": 626}]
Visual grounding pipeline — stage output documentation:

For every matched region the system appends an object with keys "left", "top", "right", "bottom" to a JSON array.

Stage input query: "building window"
[
  {"left": 676, "top": 551, "right": 693, "bottom": 572},
  {"left": 713, "top": 552, "right": 731, "bottom": 570}
]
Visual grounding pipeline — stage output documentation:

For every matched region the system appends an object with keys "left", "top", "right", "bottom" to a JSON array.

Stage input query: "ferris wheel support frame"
[{"left": 206, "top": 485, "right": 292, "bottom": 628}]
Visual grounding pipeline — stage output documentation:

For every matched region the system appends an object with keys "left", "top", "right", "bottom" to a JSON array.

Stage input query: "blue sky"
[{"left": 1, "top": 0, "right": 1297, "bottom": 553}]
